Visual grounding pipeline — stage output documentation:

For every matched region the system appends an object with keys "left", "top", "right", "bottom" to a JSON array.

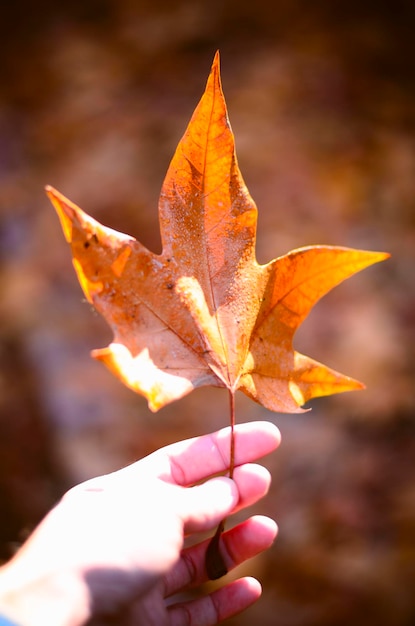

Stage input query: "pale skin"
[{"left": 0, "top": 421, "right": 280, "bottom": 626}]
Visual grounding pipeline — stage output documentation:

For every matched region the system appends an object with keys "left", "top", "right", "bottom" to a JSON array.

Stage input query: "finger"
[
  {"left": 164, "top": 515, "right": 277, "bottom": 597},
  {"left": 168, "top": 576, "right": 262, "bottom": 626},
  {"left": 230, "top": 463, "right": 272, "bottom": 515},
  {"left": 177, "top": 476, "right": 238, "bottom": 534},
  {"left": 179, "top": 463, "right": 271, "bottom": 533},
  {"left": 141, "top": 421, "right": 280, "bottom": 486}
]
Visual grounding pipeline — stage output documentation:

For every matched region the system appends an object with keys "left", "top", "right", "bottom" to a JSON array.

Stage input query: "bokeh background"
[{"left": 0, "top": 1, "right": 414, "bottom": 624}]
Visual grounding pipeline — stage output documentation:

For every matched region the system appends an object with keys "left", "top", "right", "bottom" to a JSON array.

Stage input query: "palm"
[{"left": 88, "top": 515, "right": 276, "bottom": 626}]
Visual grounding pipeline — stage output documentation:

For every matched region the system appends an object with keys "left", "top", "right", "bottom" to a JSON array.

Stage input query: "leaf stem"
[
  {"left": 205, "top": 389, "right": 236, "bottom": 580},
  {"left": 229, "top": 388, "right": 235, "bottom": 479}
]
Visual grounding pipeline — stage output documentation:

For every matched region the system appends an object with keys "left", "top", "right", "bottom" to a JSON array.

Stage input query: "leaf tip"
[
  {"left": 208, "top": 49, "right": 222, "bottom": 93},
  {"left": 366, "top": 250, "right": 391, "bottom": 265},
  {"left": 45, "top": 185, "right": 76, "bottom": 243}
]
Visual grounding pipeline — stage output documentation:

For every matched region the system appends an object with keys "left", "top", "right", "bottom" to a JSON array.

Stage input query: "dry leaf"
[{"left": 46, "top": 52, "right": 389, "bottom": 414}]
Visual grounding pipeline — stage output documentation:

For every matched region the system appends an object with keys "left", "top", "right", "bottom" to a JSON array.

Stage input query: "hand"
[{"left": 0, "top": 421, "right": 280, "bottom": 626}]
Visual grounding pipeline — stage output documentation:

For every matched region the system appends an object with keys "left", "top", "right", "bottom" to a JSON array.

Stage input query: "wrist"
[
  {"left": 0, "top": 615, "right": 20, "bottom": 626},
  {"left": 0, "top": 561, "right": 90, "bottom": 626}
]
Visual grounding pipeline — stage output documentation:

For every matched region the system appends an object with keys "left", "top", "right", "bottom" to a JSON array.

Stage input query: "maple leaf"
[{"left": 46, "top": 52, "right": 388, "bottom": 416}]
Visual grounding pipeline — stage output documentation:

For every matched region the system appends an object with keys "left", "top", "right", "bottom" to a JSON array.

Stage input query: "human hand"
[{"left": 0, "top": 421, "right": 280, "bottom": 626}]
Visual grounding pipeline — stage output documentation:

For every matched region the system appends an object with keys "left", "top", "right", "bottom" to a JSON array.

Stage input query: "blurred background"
[{"left": 0, "top": 0, "right": 414, "bottom": 624}]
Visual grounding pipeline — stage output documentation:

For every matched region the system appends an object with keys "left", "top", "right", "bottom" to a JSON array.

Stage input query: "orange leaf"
[{"left": 46, "top": 52, "right": 389, "bottom": 413}]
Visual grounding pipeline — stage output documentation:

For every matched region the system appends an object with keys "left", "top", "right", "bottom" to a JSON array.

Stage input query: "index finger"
[{"left": 139, "top": 421, "right": 280, "bottom": 486}]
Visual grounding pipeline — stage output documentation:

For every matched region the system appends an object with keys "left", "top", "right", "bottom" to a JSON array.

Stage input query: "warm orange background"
[{"left": 0, "top": 2, "right": 414, "bottom": 624}]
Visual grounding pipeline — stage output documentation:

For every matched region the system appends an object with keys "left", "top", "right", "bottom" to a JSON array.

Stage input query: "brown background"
[{"left": 0, "top": 1, "right": 414, "bottom": 624}]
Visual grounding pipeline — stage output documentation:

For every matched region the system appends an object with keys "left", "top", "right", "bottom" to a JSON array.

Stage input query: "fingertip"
[
  {"left": 231, "top": 463, "right": 272, "bottom": 511},
  {"left": 250, "top": 514, "right": 278, "bottom": 544},
  {"left": 237, "top": 576, "right": 262, "bottom": 602},
  {"left": 220, "top": 419, "right": 281, "bottom": 444},
  {"left": 216, "top": 576, "right": 263, "bottom": 616},
  {"left": 254, "top": 420, "right": 281, "bottom": 443},
  {"left": 232, "top": 420, "right": 281, "bottom": 464},
  {"left": 233, "top": 462, "right": 272, "bottom": 485}
]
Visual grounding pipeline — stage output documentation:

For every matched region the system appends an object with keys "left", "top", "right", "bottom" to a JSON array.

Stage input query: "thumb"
[{"left": 178, "top": 477, "right": 239, "bottom": 533}]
